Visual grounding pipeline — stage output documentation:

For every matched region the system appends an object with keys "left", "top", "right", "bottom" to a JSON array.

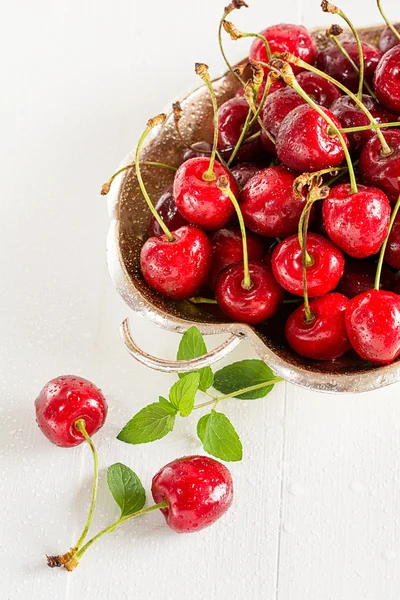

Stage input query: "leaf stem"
[
  {"left": 374, "top": 192, "right": 400, "bottom": 290},
  {"left": 193, "top": 379, "right": 283, "bottom": 409}
]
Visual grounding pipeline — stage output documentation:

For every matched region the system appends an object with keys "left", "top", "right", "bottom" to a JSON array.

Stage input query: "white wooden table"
[{"left": 2, "top": 0, "right": 400, "bottom": 598}]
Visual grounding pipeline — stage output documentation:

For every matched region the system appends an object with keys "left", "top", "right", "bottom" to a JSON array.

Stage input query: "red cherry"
[
  {"left": 240, "top": 166, "right": 312, "bottom": 238},
  {"left": 140, "top": 225, "right": 212, "bottom": 300},
  {"left": 296, "top": 71, "right": 342, "bottom": 108},
  {"left": 345, "top": 290, "right": 400, "bottom": 364},
  {"left": 285, "top": 293, "right": 351, "bottom": 360},
  {"left": 359, "top": 130, "right": 400, "bottom": 203},
  {"left": 182, "top": 141, "right": 212, "bottom": 162},
  {"left": 374, "top": 45, "right": 400, "bottom": 115},
  {"left": 271, "top": 232, "right": 344, "bottom": 297},
  {"left": 378, "top": 24, "right": 400, "bottom": 54},
  {"left": 209, "top": 226, "right": 264, "bottom": 288},
  {"left": 261, "top": 87, "right": 306, "bottom": 138},
  {"left": 322, "top": 183, "right": 391, "bottom": 258},
  {"left": 317, "top": 41, "right": 382, "bottom": 94},
  {"left": 338, "top": 258, "right": 395, "bottom": 298},
  {"left": 217, "top": 97, "right": 262, "bottom": 162},
  {"left": 173, "top": 158, "right": 238, "bottom": 230},
  {"left": 249, "top": 24, "right": 317, "bottom": 75},
  {"left": 151, "top": 455, "right": 233, "bottom": 533},
  {"left": 330, "top": 94, "right": 389, "bottom": 153},
  {"left": 231, "top": 162, "right": 261, "bottom": 189},
  {"left": 215, "top": 261, "right": 283, "bottom": 324},
  {"left": 35, "top": 376, "right": 108, "bottom": 448},
  {"left": 384, "top": 211, "right": 400, "bottom": 269},
  {"left": 276, "top": 105, "right": 349, "bottom": 172},
  {"left": 147, "top": 186, "right": 188, "bottom": 237}
]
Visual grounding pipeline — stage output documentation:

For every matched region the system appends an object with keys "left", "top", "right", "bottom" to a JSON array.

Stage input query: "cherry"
[
  {"left": 147, "top": 186, "right": 188, "bottom": 238},
  {"left": 261, "top": 87, "right": 306, "bottom": 138},
  {"left": 378, "top": 23, "right": 400, "bottom": 54},
  {"left": 316, "top": 41, "right": 382, "bottom": 94},
  {"left": 373, "top": 46, "right": 400, "bottom": 115},
  {"left": 173, "top": 157, "right": 238, "bottom": 230},
  {"left": 231, "top": 162, "right": 261, "bottom": 189},
  {"left": 359, "top": 130, "right": 400, "bottom": 204},
  {"left": 140, "top": 225, "right": 212, "bottom": 300},
  {"left": 240, "top": 166, "right": 313, "bottom": 238},
  {"left": 35, "top": 376, "right": 108, "bottom": 448},
  {"left": 296, "top": 70, "right": 341, "bottom": 108},
  {"left": 215, "top": 261, "right": 283, "bottom": 324},
  {"left": 323, "top": 183, "right": 391, "bottom": 258},
  {"left": 285, "top": 293, "right": 351, "bottom": 360},
  {"left": 276, "top": 104, "right": 348, "bottom": 173},
  {"left": 271, "top": 232, "right": 344, "bottom": 297},
  {"left": 346, "top": 290, "right": 400, "bottom": 364},
  {"left": 330, "top": 94, "right": 389, "bottom": 153},
  {"left": 249, "top": 24, "right": 317, "bottom": 75},
  {"left": 182, "top": 141, "right": 212, "bottom": 162},
  {"left": 209, "top": 226, "right": 264, "bottom": 288},
  {"left": 217, "top": 97, "right": 262, "bottom": 162},
  {"left": 384, "top": 211, "right": 400, "bottom": 269},
  {"left": 338, "top": 258, "right": 395, "bottom": 298},
  {"left": 151, "top": 455, "right": 233, "bottom": 533}
]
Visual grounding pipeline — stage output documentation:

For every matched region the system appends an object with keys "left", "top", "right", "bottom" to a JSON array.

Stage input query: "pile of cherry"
[{"left": 105, "top": 1, "right": 400, "bottom": 366}]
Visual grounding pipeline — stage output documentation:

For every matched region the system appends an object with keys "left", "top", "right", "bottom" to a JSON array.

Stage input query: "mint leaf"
[
  {"left": 117, "top": 402, "right": 176, "bottom": 444},
  {"left": 213, "top": 359, "right": 277, "bottom": 399},
  {"left": 158, "top": 396, "right": 178, "bottom": 413},
  {"left": 177, "top": 327, "right": 214, "bottom": 392},
  {"left": 169, "top": 372, "right": 200, "bottom": 417},
  {"left": 197, "top": 410, "right": 242, "bottom": 462},
  {"left": 107, "top": 463, "right": 146, "bottom": 518}
]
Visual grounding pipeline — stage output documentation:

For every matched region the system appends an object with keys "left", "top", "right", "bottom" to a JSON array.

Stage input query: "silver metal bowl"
[{"left": 107, "top": 24, "right": 400, "bottom": 394}]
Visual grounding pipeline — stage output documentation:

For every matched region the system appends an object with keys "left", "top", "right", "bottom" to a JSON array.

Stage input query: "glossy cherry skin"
[
  {"left": 35, "top": 376, "right": 108, "bottom": 448},
  {"left": 272, "top": 232, "right": 344, "bottom": 297},
  {"left": 231, "top": 162, "right": 261, "bottom": 189},
  {"left": 148, "top": 186, "right": 188, "bottom": 237},
  {"left": 378, "top": 24, "right": 400, "bottom": 54},
  {"left": 285, "top": 293, "right": 351, "bottom": 360},
  {"left": 317, "top": 41, "right": 382, "bottom": 94},
  {"left": 249, "top": 24, "right": 317, "bottom": 75},
  {"left": 296, "top": 71, "right": 341, "bottom": 108},
  {"left": 359, "top": 130, "right": 400, "bottom": 204},
  {"left": 217, "top": 97, "right": 262, "bottom": 163},
  {"left": 173, "top": 158, "right": 238, "bottom": 230},
  {"left": 322, "top": 183, "right": 391, "bottom": 258},
  {"left": 240, "top": 166, "right": 312, "bottom": 238},
  {"left": 261, "top": 87, "right": 306, "bottom": 138},
  {"left": 330, "top": 94, "right": 389, "bottom": 153},
  {"left": 215, "top": 261, "right": 283, "bottom": 324},
  {"left": 338, "top": 258, "right": 395, "bottom": 298},
  {"left": 151, "top": 455, "right": 233, "bottom": 533},
  {"left": 182, "top": 141, "right": 212, "bottom": 162},
  {"left": 384, "top": 211, "right": 400, "bottom": 269},
  {"left": 140, "top": 225, "right": 212, "bottom": 300},
  {"left": 346, "top": 290, "right": 400, "bottom": 364},
  {"left": 276, "top": 105, "right": 348, "bottom": 172},
  {"left": 208, "top": 226, "right": 264, "bottom": 288},
  {"left": 374, "top": 46, "right": 400, "bottom": 115}
]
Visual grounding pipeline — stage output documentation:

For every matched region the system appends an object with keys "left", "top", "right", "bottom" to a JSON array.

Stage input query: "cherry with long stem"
[
  {"left": 376, "top": 0, "right": 400, "bottom": 44},
  {"left": 375, "top": 189, "right": 400, "bottom": 290}
]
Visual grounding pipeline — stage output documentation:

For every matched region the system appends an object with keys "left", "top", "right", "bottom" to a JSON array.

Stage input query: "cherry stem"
[
  {"left": 101, "top": 162, "right": 177, "bottom": 195},
  {"left": 227, "top": 103, "right": 253, "bottom": 167},
  {"left": 189, "top": 297, "right": 218, "bottom": 304},
  {"left": 374, "top": 191, "right": 400, "bottom": 290},
  {"left": 340, "top": 121, "right": 400, "bottom": 133},
  {"left": 195, "top": 64, "right": 219, "bottom": 181},
  {"left": 72, "top": 419, "right": 99, "bottom": 551},
  {"left": 301, "top": 208, "right": 314, "bottom": 323},
  {"left": 218, "top": 9, "right": 246, "bottom": 86},
  {"left": 64, "top": 500, "right": 169, "bottom": 571},
  {"left": 274, "top": 55, "right": 393, "bottom": 156},
  {"left": 217, "top": 176, "right": 251, "bottom": 290},
  {"left": 377, "top": 0, "right": 400, "bottom": 43},
  {"left": 336, "top": 7, "right": 365, "bottom": 102},
  {"left": 249, "top": 73, "right": 276, "bottom": 127},
  {"left": 329, "top": 34, "right": 376, "bottom": 98},
  {"left": 135, "top": 115, "right": 174, "bottom": 241}
]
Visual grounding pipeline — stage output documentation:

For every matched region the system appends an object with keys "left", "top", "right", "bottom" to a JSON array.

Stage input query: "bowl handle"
[{"left": 120, "top": 318, "right": 242, "bottom": 373}]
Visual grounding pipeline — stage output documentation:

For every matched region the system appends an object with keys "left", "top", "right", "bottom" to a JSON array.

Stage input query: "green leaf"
[
  {"left": 107, "top": 463, "right": 146, "bottom": 518},
  {"left": 213, "top": 359, "right": 276, "bottom": 400},
  {"left": 177, "top": 327, "right": 214, "bottom": 392},
  {"left": 197, "top": 410, "right": 242, "bottom": 462},
  {"left": 169, "top": 372, "right": 200, "bottom": 417},
  {"left": 117, "top": 402, "right": 176, "bottom": 444},
  {"left": 158, "top": 396, "right": 178, "bottom": 413}
]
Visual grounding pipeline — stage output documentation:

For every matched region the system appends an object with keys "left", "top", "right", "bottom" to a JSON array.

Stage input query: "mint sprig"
[
  {"left": 177, "top": 326, "right": 214, "bottom": 391},
  {"left": 197, "top": 410, "right": 242, "bottom": 462}
]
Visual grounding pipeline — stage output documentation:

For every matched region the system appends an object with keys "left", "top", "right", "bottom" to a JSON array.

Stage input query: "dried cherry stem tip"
[
  {"left": 375, "top": 188, "right": 400, "bottom": 290},
  {"left": 217, "top": 175, "right": 252, "bottom": 290},
  {"left": 195, "top": 63, "right": 218, "bottom": 181},
  {"left": 223, "top": 20, "right": 272, "bottom": 60}
]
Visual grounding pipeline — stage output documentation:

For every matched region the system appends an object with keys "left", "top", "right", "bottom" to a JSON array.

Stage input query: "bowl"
[{"left": 106, "top": 23, "right": 400, "bottom": 394}]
